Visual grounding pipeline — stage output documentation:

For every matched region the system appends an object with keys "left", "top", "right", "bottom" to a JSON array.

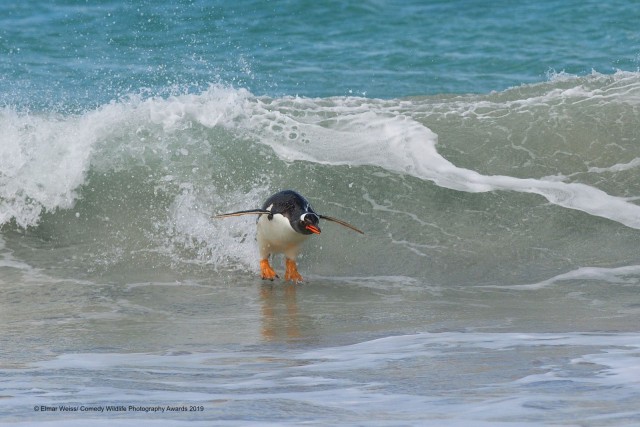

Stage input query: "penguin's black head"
[{"left": 295, "top": 212, "right": 321, "bottom": 235}]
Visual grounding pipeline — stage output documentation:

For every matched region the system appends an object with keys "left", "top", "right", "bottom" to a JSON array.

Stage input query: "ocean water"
[{"left": 2, "top": 1, "right": 640, "bottom": 425}]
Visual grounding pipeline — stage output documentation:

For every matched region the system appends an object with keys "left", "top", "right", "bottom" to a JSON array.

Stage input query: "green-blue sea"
[{"left": 2, "top": 1, "right": 640, "bottom": 425}]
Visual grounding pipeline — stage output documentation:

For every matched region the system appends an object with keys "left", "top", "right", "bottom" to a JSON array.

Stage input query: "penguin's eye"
[{"left": 300, "top": 213, "right": 317, "bottom": 223}]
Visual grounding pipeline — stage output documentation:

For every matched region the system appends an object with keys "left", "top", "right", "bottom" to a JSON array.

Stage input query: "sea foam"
[
  {"left": 235, "top": 92, "right": 640, "bottom": 230},
  {"left": 3, "top": 75, "right": 640, "bottom": 235}
]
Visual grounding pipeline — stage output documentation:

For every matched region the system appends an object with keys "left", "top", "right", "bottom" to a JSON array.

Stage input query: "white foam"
[
  {"left": 4, "top": 79, "right": 640, "bottom": 233},
  {"left": 166, "top": 184, "right": 266, "bottom": 270},
  {"left": 578, "top": 348, "right": 640, "bottom": 386},
  {"left": 495, "top": 264, "right": 640, "bottom": 290},
  {"left": 299, "top": 331, "right": 640, "bottom": 364},
  {"left": 0, "top": 101, "right": 141, "bottom": 227},
  {"left": 0, "top": 86, "right": 252, "bottom": 227},
  {"left": 7, "top": 332, "right": 640, "bottom": 426},
  {"left": 0, "top": 108, "right": 86, "bottom": 226},
  {"left": 225, "top": 93, "right": 640, "bottom": 230},
  {"left": 0, "top": 235, "right": 32, "bottom": 271},
  {"left": 589, "top": 157, "right": 640, "bottom": 174}
]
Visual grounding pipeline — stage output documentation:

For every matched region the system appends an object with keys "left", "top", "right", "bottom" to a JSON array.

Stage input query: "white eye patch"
[{"left": 300, "top": 213, "right": 318, "bottom": 222}]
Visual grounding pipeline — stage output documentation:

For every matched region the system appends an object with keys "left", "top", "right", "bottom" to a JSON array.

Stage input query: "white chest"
[{"left": 256, "top": 213, "right": 309, "bottom": 258}]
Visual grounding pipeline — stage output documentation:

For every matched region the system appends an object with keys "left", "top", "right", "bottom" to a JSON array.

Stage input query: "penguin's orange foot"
[
  {"left": 260, "top": 259, "right": 278, "bottom": 281},
  {"left": 284, "top": 258, "right": 303, "bottom": 283}
]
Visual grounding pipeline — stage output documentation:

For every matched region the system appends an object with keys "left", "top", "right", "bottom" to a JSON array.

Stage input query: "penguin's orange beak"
[{"left": 305, "top": 224, "right": 321, "bottom": 234}]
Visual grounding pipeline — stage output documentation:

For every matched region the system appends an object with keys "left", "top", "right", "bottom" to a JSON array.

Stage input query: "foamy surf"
[
  {"left": 3, "top": 331, "right": 640, "bottom": 426},
  {"left": 492, "top": 264, "right": 640, "bottom": 290},
  {"left": 1, "top": 74, "right": 639, "bottom": 283},
  {"left": 3, "top": 72, "right": 640, "bottom": 234},
  {"left": 231, "top": 86, "right": 640, "bottom": 230}
]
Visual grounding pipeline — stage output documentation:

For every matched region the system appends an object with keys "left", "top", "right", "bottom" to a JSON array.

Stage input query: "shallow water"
[{"left": 2, "top": 272, "right": 640, "bottom": 426}]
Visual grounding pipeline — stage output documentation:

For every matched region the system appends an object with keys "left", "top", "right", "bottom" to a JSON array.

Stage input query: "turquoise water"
[
  {"left": 2, "top": 1, "right": 640, "bottom": 426},
  {"left": 2, "top": 0, "right": 639, "bottom": 106}
]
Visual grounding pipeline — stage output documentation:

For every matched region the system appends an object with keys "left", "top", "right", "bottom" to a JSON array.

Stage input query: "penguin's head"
[{"left": 294, "top": 212, "right": 321, "bottom": 235}]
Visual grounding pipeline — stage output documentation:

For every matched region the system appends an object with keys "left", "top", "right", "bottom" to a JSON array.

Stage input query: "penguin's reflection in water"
[
  {"left": 259, "top": 282, "right": 300, "bottom": 341},
  {"left": 216, "top": 189, "right": 363, "bottom": 340}
]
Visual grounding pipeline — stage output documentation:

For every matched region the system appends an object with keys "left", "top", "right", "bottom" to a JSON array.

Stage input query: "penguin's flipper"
[
  {"left": 319, "top": 215, "right": 364, "bottom": 234},
  {"left": 214, "top": 209, "right": 271, "bottom": 219}
]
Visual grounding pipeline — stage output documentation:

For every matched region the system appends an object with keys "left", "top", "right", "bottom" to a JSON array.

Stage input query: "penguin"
[{"left": 214, "top": 190, "right": 363, "bottom": 283}]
